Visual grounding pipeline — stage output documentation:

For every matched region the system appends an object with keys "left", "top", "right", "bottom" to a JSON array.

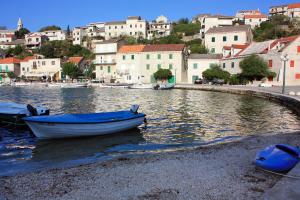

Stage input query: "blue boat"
[
  {"left": 23, "top": 105, "right": 146, "bottom": 139},
  {"left": 255, "top": 144, "right": 300, "bottom": 172}
]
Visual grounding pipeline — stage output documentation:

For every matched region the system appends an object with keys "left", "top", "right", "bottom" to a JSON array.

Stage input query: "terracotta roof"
[
  {"left": 0, "top": 57, "right": 21, "bottom": 64},
  {"left": 68, "top": 57, "right": 84, "bottom": 64},
  {"left": 118, "top": 45, "right": 145, "bottom": 53},
  {"left": 142, "top": 44, "right": 185, "bottom": 52},
  {"left": 288, "top": 3, "right": 300, "bottom": 9},
  {"left": 232, "top": 44, "right": 249, "bottom": 49},
  {"left": 269, "top": 35, "right": 299, "bottom": 49},
  {"left": 106, "top": 21, "right": 126, "bottom": 25},
  {"left": 238, "top": 10, "right": 260, "bottom": 14},
  {"left": 206, "top": 25, "right": 251, "bottom": 34},
  {"left": 223, "top": 46, "right": 231, "bottom": 50},
  {"left": 21, "top": 56, "right": 35, "bottom": 62},
  {"left": 244, "top": 14, "right": 268, "bottom": 19}
]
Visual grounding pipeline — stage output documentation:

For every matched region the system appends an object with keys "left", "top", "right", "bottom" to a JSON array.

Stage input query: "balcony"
[{"left": 94, "top": 59, "right": 116, "bottom": 65}]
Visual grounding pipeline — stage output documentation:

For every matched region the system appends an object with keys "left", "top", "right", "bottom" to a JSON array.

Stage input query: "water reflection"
[
  {"left": 0, "top": 87, "right": 300, "bottom": 175},
  {"left": 32, "top": 129, "right": 145, "bottom": 162}
]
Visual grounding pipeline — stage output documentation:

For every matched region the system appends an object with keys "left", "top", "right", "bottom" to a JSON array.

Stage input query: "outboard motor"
[
  {"left": 27, "top": 104, "right": 38, "bottom": 116},
  {"left": 130, "top": 105, "right": 139, "bottom": 114}
]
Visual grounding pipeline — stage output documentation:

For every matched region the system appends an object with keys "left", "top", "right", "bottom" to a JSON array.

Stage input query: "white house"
[
  {"left": 235, "top": 9, "right": 261, "bottom": 20},
  {"left": 269, "top": 3, "right": 300, "bottom": 19},
  {"left": 105, "top": 16, "right": 147, "bottom": 40},
  {"left": 147, "top": 15, "right": 172, "bottom": 40},
  {"left": 0, "top": 57, "right": 21, "bottom": 82},
  {"left": 0, "top": 39, "right": 25, "bottom": 50},
  {"left": 25, "top": 32, "right": 48, "bottom": 49},
  {"left": 0, "top": 30, "right": 15, "bottom": 43},
  {"left": 205, "top": 25, "right": 253, "bottom": 54},
  {"left": 199, "top": 15, "right": 234, "bottom": 40},
  {"left": 187, "top": 54, "right": 222, "bottom": 84},
  {"left": 94, "top": 39, "right": 125, "bottom": 82},
  {"left": 20, "top": 57, "right": 61, "bottom": 81},
  {"left": 116, "top": 44, "right": 188, "bottom": 84},
  {"left": 41, "top": 30, "right": 66, "bottom": 41},
  {"left": 72, "top": 27, "right": 87, "bottom": 45},
  {"left": 221, "top": 35, "right": 300, "bottom": 86},
  {"left": 244, "top": 14, "right": 268, "bottom": 28}
]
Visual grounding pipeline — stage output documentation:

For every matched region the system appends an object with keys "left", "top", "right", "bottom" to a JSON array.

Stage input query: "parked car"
[
  {"left": 194, "top": 78, "right": 203, "bottom": 84},
  {"left": 212, "top": 78, "right": 225, "bottom": 85}
]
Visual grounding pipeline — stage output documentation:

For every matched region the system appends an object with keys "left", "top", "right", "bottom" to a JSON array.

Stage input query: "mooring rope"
[{"left": 257, "top": 166, "right": 300, "bottom": 180}]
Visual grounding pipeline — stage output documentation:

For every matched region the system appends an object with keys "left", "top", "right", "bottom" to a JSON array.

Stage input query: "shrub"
[
  {"left": 202, "top": 64, "right": 230, "bottom": 83},
  {"left": 153, "top": 69, "right": 173, "bottom": 81}
]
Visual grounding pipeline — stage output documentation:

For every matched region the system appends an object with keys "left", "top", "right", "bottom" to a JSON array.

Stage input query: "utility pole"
[{"left": 281, "top": 54, "right": 289, "bottom": 94}]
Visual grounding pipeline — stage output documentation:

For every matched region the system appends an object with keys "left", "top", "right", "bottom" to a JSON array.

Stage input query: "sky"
[{"left": 1, "top": 0, "right": 299, "bottom": 31}]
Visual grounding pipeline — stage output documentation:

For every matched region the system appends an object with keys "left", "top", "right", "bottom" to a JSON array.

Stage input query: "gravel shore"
[{"left": 1, "top": 132, "right": 300, "bottom": 200}]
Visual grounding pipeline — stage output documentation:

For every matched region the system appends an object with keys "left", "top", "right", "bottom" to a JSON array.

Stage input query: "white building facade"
[
  {"left": 147, "top": 15, "right": 172, "bottom": 40},
  {"left": 105, "top": 16, "right": 147, "bottom": 40},
  {"left": 187, "top": 54, "right": 222, "bottom": 84},
  {"left": 205, "top": 25, "right": 253, "bottom": 54},
  {"left": 41, "top": 30, "right": 66, "bottom": 41},
  {"left": 116, "top": 44, "right": 188, "bottom": 84}
]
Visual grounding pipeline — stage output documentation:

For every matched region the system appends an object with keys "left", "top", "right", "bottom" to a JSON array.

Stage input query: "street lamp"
[{"left": 280, "top": 54, "right": 289, "bottom": 94}]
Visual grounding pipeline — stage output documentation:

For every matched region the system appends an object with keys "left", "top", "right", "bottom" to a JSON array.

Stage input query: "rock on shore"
[{"left": 1, "top": 132, "right": 300, "bottom": 200}]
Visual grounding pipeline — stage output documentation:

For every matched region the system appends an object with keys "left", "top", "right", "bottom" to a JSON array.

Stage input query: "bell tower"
[{"left": 17, "top": 18, "right": 23, "bottom": 31}]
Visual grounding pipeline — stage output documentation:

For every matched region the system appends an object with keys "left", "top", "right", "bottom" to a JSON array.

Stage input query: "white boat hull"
[{"left": 26, "top": 116, "right": 145, "bottom": 139}]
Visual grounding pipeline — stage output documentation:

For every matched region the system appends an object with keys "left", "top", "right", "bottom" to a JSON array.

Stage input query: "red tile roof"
[
  {"left": 244, "top": 14, "right": 268, "bottom": 19},
  {"left": 68, "top": 57, "right": 84, "bottom": 64},
  {"left": 118, "top": 45, "right": 145, "bottom": 53},
  {"left": 232, "top": 44, "right": 249, "bottom": 49},
  {"left": 223, "top": 46, "right": 231, "bottom": 50},
  {"left": 269, "top": 35, "right": 299, "bottom": 49},
  {"left": 142, "top": 44, "right": 185, "bottom": 52},
  {"left": 0, "top": 57, "right": 21, "bottom": 64},
  {"left": 21, "top": 56, "right": 35, "bottom": 62},
  {"left": 288, "top": 3, "right": 300, "bottom": 9}
]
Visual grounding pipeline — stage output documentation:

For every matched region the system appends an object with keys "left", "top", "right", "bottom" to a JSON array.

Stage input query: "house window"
[
  {"left": 100, "top": 66, "right": 103, "bottom": 70},
  {"left": 5, "top": 65, "right": 8, "bottom": 72},
  {"left": 231, "top": 62, "right": 234, "bottom": 68},
  {"left": 223, "top": 36, "right": 227, "bottom": 42},
  {"left": 51, "top": 61, "right": 55, "bottom": 65},
  {"left": 169, "top": 64, "right": 173, "bottom": 70},
  {"left": 193, "top": 63, "right": 198, "bottom": 69},
  {"left": 108, "top": 66, "right": 111, "bottom": 73},
  {"left": 211, "top": 37, "right": 215, "bottom": 42},
  {"left": 234, "top": 35, "right": 238, "bottom": 41},
  {"left": 157, "top": 54, "right": 161, "bottom": 59},
  {"left": 42, "top": 61, "right": 46, "bottom": 66},
  {"left": 131, "top": 55, "right": 134, "bottom": 60},
  {"left": 0, "top": 66, "right": 2, "bottom": 71},
  {"left": 157, "top": 64, "right": 161, "bottom": 69},
  {"left": 211, "top": 48, "right": 215, "bottom": 53},
  {"left": 146, "top": 54, "right": 150, "bottom": 59},
  {"left": 146, "top": 64, "right": 150, "bottom": 70},
  {"left": 295, "top": 74, "right": 300, "bottom": 79},
  {"left": 223, "top": 63, "right": 226, "bottom": 68},
  {"left": 33, "top": 62, "right": 37, "bottom": 69},
  {"left": 169, "top": 54, "right": 173, "bottom": 59},
  {"left": 268, "top": 60, "right": 273, "bottom": 68},
  {"left": 290, "top": 60, "right": 295, "bottom": 67},
  {"left": 123, "top": 55, "right": 126, "bottom": 60}
]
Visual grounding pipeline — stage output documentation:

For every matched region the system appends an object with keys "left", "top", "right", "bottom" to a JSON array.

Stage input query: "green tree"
[
  {"left": 172, "top": 20, "right": 201, "bottom": 36},
  {"left": 154, "top": 34, "right": 184, "bottom": 44},
  {"left": 62, "top": 62, "right": 81, "bottom": 80},
  {"left": 39, "top": 25, "right": 61, "bottom": 32},
  {"left": 66, "top": 25, "right": 71, "bottom": 36},
  {"left": 84, "top": 63, "right": 95, "bottom": 79},
  {"left": 178, "top": 18, "right": 189, "bottom": 24},
  {"left": 239, "top": 54, "right": 276, "bottom": 81},
  {"left": 202, "top": 64, "right": 230, "bottom": 83},
  {"left": 189, "top": 44, "right": 209, "bottom": 54},
  {"left": 153, "top": 68, "right": 173, "bottom": 81},
  {"left": 15, "top": 28, "right": 30, "bottom": 39},
  {"left": 39, "top": 43, "right": 55, "bottom": 58}
]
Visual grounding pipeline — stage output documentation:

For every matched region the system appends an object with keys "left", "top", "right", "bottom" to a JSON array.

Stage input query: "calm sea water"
[{"left": 0, "top": 86, "right": 300, "bottom": 176}]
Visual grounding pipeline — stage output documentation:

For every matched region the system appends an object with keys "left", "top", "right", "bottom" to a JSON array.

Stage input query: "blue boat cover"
[
  {"left": 255, "top": 144, "right": 300, "bottom": 172},
  {"left": 23, "top": 111, "right": 145, "bottom": 124}
]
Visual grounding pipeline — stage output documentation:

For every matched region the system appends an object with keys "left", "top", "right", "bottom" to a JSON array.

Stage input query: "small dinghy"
[
  {"left": 129, "top": 83, "right": 153, "bottom": 89},
  {"left": 255, "top": 144, "right": 300, "bottom": 172},
  {"left": 23, "top": 105, "right": 146, "bottom": 139},
  {"left": 0, "top": 102, "right": 50, "bottom": 125}
]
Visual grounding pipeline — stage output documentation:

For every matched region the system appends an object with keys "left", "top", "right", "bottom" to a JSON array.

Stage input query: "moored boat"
[
  {"left": 23, "top": 105, "right": 146, "bottom": 139},
  {"left": 60, "top": 83, "right": 88, "bottom": 88},
  {"left": 0, "top": 102, "right": 50, "bottom": 125},
  {"left": 153, "top": 83, "right": 175, "bottom": 90},
  {"left": 255, "top": 144, "right": 300, "bottom": 172},
  {"left": 129, "top": 83, "right": 153, "bottom": 89}
]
